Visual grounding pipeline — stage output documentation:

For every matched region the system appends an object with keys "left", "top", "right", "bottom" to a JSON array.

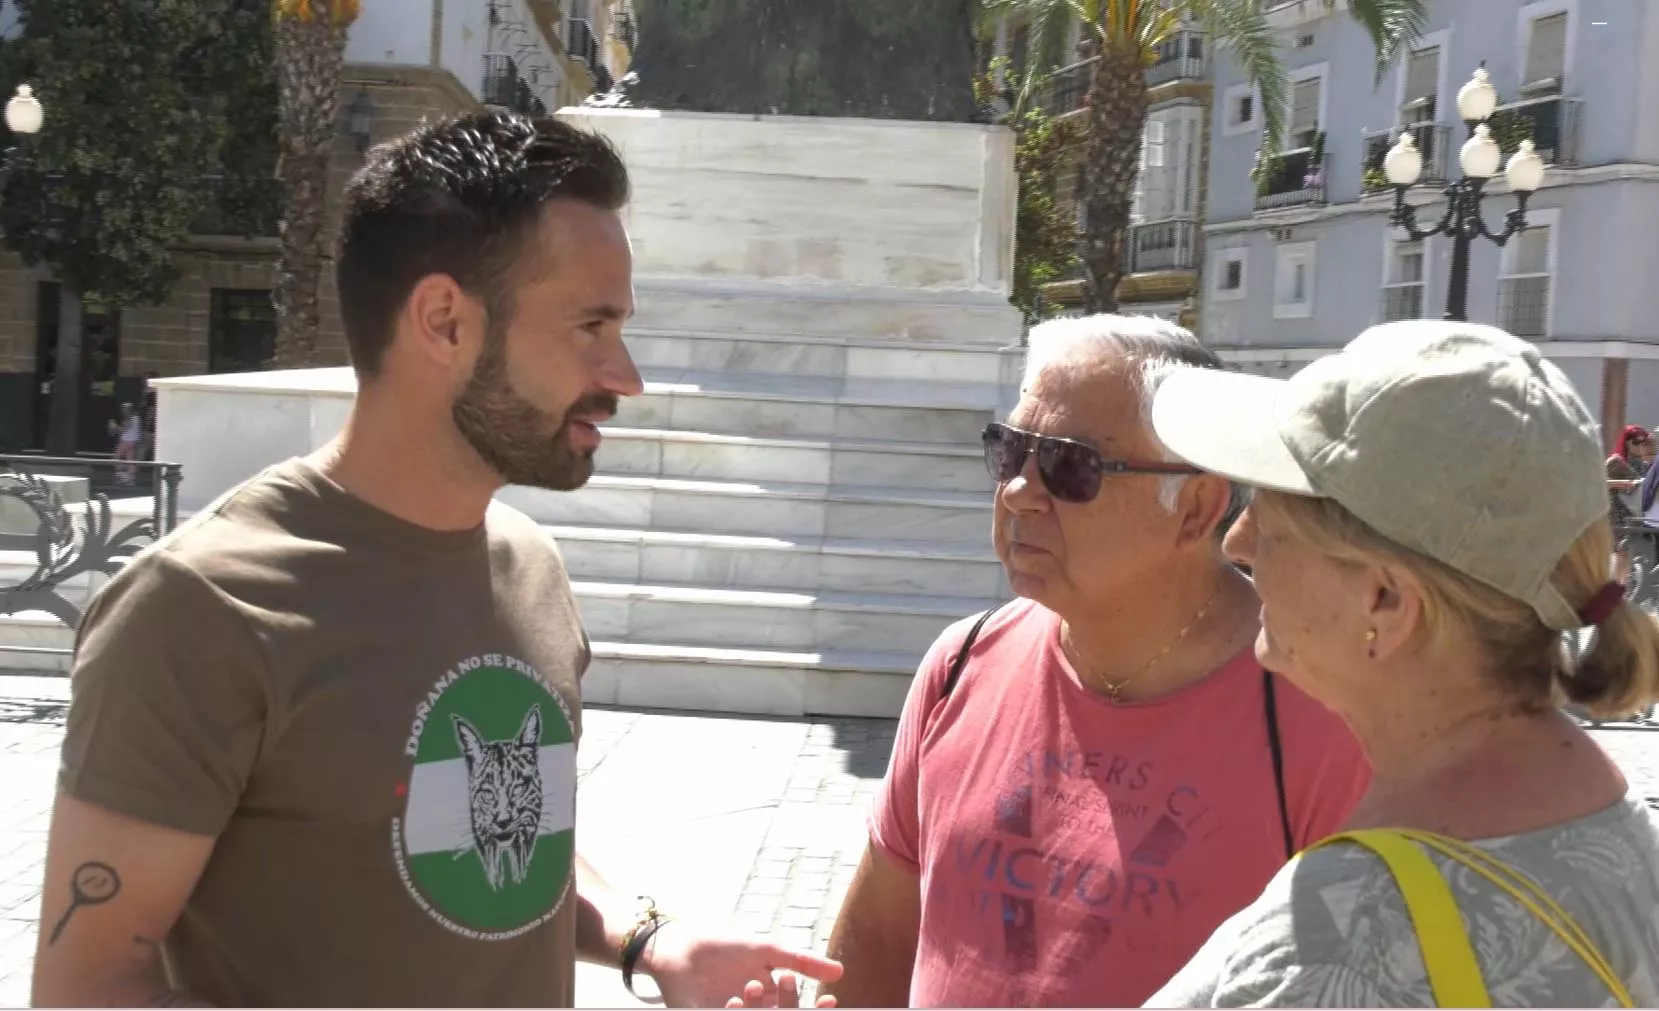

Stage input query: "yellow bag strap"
[
  {"left": 1394, "top": 829, "right": 1634, "bottom": 1008},
  {"left": 1310, "top": 829, "right": 1635, "bottom": 1008},
  {"left": 1311, "top": 829, "right": 1492, "bottom": 1007}
]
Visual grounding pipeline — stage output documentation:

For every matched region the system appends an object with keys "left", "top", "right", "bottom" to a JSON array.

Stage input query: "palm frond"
[
  {"left": 1342, "top": 0, "right": 1429, "bottom": 84},
  {"left": 1190, "top": 0, "right": 1287, "bottom": 154}
]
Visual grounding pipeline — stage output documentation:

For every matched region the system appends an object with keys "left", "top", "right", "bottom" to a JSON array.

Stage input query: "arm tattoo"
[{"left": 47, "top": 861, "right": 122, "bottom": 945}]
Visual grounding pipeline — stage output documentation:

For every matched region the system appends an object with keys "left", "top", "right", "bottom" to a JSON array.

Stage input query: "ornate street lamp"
[
  {"left": 5, "top": 84, "right": 43, "bottom": 135},
  {"left": 1383, "top": 65, "right": 1547, "bottom": 322}
]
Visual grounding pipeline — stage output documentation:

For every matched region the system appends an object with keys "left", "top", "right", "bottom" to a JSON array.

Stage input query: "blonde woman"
[{"left": 1144, "top": 321, "right": 1659, "bottom": 1007}]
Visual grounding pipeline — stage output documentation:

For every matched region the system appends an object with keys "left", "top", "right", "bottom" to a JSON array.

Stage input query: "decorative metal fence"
[{"left": 0, "top": 455, "right": 182, "bottom": 665}]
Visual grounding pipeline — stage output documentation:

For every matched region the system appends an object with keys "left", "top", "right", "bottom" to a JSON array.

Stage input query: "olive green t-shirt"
[{"left": 59, "top": 458, "right": 590, "bottom": 1007}]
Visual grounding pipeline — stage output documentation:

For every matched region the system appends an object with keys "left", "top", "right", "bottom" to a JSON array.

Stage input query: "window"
[
  {"left": 1223, "top": 83, "right": 1257, "bottom": 137},
  {"left": 1211, "top": 248, "right": 1248, "bottom": 301},
  {"left": 209, "top": 289, "right": 277, "bottom": 373},
  {"left": 1288, "top": 77, "right": 1321, "bottom": 148},
  {"left": 1273, "top": 241, "right": 1316, "bottom": 319},
  {"left": 1381, "top": 240, "right": 1428, "bottom": 321},
  {"left": 1133, "top": 106, "right": 1204, "bottom": 223},
  {"left": 1498, "top": 213, "right": 1556, "bottom": 337},
  {"left": 1400, "top": 46, "right": 1440, "bottom": 122},
  {"left": 1523, "top": 11, "right": 1568, "bottom": 90}
]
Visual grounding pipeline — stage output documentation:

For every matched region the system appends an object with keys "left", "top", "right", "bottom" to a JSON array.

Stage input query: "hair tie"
[{"left": 1577, "top": 582, "right": 1626, "bottom": 627}]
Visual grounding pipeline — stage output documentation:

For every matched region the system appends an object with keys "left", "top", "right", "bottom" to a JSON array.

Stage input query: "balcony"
[
  {"left": 1497, "top": 273, "right": 1551, "bottom": 336},
  {"left": 1253, "top": 146, "right": 1326, "bottom": 211},
  {"left": 1362, "top": 122, "right": 1451, "bottom": 193},
  {"left": 1490, "top": 95, "right": 1583, "bottom": 168},
  {"left": 1126, "top": 217, "right": 1198, "bottom": 273},
  {"left": 482, "top": 54, "right": 520, "bottom": 108},
  {"left": 1380, "top": 282, "right": 1425, "bottom": 322},
  {"left": 483, "top": 54, "right": 544, "bottom": 116},
  {"left": 1145, "top": 30, "right": 1205, "bottom": 87},
  {"left": 567, "top": 17, "right": 600, "bottom": 72},
  {"left": 1038, "top": 57, "right": 1096, "bottom": 118}
]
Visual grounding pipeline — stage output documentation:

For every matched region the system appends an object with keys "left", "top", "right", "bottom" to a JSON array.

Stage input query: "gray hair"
[{"left": 1022, "top": 313, "right": 1251, "bottom": 526}]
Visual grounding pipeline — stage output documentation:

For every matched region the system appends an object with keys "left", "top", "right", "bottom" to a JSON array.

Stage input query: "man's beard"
[{"left": 451, "top": 325, "right": 618, "bottom": 492}]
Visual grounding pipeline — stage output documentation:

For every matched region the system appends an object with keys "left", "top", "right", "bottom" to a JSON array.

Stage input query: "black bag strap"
[
  {"left": 941, "top": 604, "right": 1004, "bottom": 701},
  {"left": 1262, "top": 668, "right": 1295, "bottom": 860}
]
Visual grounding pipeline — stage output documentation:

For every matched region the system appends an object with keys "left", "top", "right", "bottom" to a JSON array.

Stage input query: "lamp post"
[{"left": 1383, "top": 65, "right": 1547, "bottom": 322}]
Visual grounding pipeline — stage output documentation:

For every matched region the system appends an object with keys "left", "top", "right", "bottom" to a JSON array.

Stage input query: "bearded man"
[{"left": 33, "top": 111, "right": 839, "bottom": 1009}]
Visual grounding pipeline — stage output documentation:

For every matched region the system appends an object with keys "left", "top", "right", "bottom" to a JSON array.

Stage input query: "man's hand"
[
  {"left": 641, "top": 921, "right": 842, "bottom": 1009},
  {"left": 724, "top": 971, "right": 837, "bottom": 1009}
]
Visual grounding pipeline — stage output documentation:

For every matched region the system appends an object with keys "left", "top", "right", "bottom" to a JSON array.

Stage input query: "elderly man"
[{"left": 814, "top": 316, "right": 1371, "bottom": 1008}]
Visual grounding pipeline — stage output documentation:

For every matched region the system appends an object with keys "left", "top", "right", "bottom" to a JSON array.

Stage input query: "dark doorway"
[
  {"left": 32, "top": 282, "right": 125, "bottom": 452},
  {"left": 208, "top": 288, "right": 276, "bottom": 374}
]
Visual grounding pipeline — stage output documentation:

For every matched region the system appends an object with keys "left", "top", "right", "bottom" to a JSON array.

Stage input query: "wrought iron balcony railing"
[
  {"left": 1145, "top": 30, "right": 1206, "bottom": 87},
  {"left": 1126, "top": 217, "right": 1199, "bottom": 273},
  {"left": 1253, "top": 146, "right": 1326, "bottom": 211},
  {"left": 482, "top": 53, "right": 520, "bottom": 108},
  {"left": 1497, "top": 273, "right": 1551, "bottom": 337},
  {"left": 1490, "top": 94, "right": 1583, "bottom": 168},
  {"left": 1380, "top": 282, "right": 1425, "bottom": 321},
  {"left": 1362, "top": 122, "right": 1452, "bottom": 193},
  {"left": 1037, "top": 57, "right": 1096, "bottom": 117}
]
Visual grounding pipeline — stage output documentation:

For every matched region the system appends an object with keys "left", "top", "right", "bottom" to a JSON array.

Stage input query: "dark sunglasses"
[{"left": 981, "top": 422, "right": 1199, "bottom": 504}]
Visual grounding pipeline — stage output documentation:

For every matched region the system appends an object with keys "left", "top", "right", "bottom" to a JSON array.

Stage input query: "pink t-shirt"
[{"left": 870, "top": 598, "right": 1370, "bottom": 1008}]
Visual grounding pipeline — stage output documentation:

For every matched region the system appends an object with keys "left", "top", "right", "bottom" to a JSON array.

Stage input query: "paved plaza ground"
[{"left": 0, "top": 673, "right": 1656, "bottom": 1007}]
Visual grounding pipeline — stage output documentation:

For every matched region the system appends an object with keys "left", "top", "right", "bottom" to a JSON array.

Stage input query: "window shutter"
[
  {"left": 1525, "top": 13, "right": 1567, "bottom": 85},
  {"left": 1509, "top": 226, "right": 1552, "bottom": 275},
  {"left": 1290, "top": 78, "right": 1321, "bottom": 137},
  {"left": 1403, "top": 47, "right": 1439, "bottom": 105}
]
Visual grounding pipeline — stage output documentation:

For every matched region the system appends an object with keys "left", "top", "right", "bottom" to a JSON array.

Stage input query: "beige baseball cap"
[{"left": 1150, "top": 321, "right": 1607, "bottom": 630}]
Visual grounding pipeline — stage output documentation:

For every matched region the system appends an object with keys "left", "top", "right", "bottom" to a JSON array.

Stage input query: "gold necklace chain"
[{"left": 1068, "top": 585, "right": 1223, "bottom": 703}]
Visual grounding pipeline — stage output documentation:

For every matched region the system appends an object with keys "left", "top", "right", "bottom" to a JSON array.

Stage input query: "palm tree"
[
  {"left": 985, "top": 0, "right": 1427, "bottom": 314},
  {"left": 270, "top": 0, "right": 360, "bottom": 367}
]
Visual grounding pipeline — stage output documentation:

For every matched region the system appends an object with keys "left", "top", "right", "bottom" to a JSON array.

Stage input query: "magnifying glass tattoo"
[{"left": 48, "top": 861, "right": 122, "bottom": 945}]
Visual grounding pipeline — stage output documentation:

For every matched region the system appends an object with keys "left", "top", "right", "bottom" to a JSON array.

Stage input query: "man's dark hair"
[{"left": 335, "top": 110, "right": 630, "bottom": 377}]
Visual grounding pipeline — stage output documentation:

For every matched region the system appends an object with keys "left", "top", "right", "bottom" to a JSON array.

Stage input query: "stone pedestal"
[{"left": 563, "top": 108, "right": 1021, "bottom": 346}]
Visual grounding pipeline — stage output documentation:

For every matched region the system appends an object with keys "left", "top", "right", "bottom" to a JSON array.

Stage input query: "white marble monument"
[{"left": 139, "top": 109, "right": 1025, "bottom": 717}]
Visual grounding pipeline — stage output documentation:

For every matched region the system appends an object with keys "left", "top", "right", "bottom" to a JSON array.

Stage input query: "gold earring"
[{"left": 1364, "top": 629, "right": 1378, "bottom": 641}]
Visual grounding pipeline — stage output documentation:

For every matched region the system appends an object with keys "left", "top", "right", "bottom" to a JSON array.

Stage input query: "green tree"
[
  {"left": 984, "top": 0, "right": 1427, "bottom": 314},
  {"left": 0, "top": 0, "right": 254, "bottom": 453},
  {"left": 974, "top": 63, "right": 1081, "bottom": 323},
  {"left": 270, "top": 0, "right": 359, "bottom": 368}
]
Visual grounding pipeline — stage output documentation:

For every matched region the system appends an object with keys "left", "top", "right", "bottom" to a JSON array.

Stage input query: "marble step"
[
  {"left": 621, "top": 368, "right": 1000, "bottom": 444},
  {"left": 501, "top": 476, "right": 993, "bottom": 543},
  {"left": 597, "top": 428, "right": 990, "bottom": 492},
  {"left": 625, "top": 326, "right": 1024, "bottom": 386},
  {"left": 0, "top": 613, "right": 72, "bottom": 672},
  {"left": 549, "top": 524, "right": 1009, "bottom": 598},
  {"left": 571, "top": 580, "right": 983, "bottom": 655},
  {"left": 583, "top": 641, "right": 918, "bottom": 718}
]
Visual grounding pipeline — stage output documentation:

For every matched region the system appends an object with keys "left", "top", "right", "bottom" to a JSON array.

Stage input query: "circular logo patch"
[{"left": 392, "top": 657, "right": 576, "bottom": 940}]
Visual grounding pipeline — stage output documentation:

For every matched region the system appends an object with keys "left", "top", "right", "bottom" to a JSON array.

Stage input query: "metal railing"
[
  {"left": 1037, "top": 56, "right": 1096, "bottom": 117},
  {"left": 483, "top": 53, "right": 521, "bottom": 108},
  {"left": 1145, "top": 30, "right": 1206, "bottom": 86},
  {"left": 0, "top": 455, "right": 182, "bottom": 662},
  {"left": 1126, "top": 217, "right": 1199, "bottom": 273},
  {"left": 1491, "top": 94, "right": 1583, "bottom": 167},
  {"left": 1362, "top": 122, "right": 1452, "bottom": 193},
  {"left": 1497, "top": 273, "right": 1551, "bottom": 336},
  {"left": 1380, "top": 282, "right": 1425, "bottom": 321},
  {"left": 1254, "top": 147, "right": 1326, "bottom": 210}
]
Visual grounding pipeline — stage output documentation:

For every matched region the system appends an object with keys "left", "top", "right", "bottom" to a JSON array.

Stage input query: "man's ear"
[{"left": 402, "top": 274, "right": 478, "bottom": 369}]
